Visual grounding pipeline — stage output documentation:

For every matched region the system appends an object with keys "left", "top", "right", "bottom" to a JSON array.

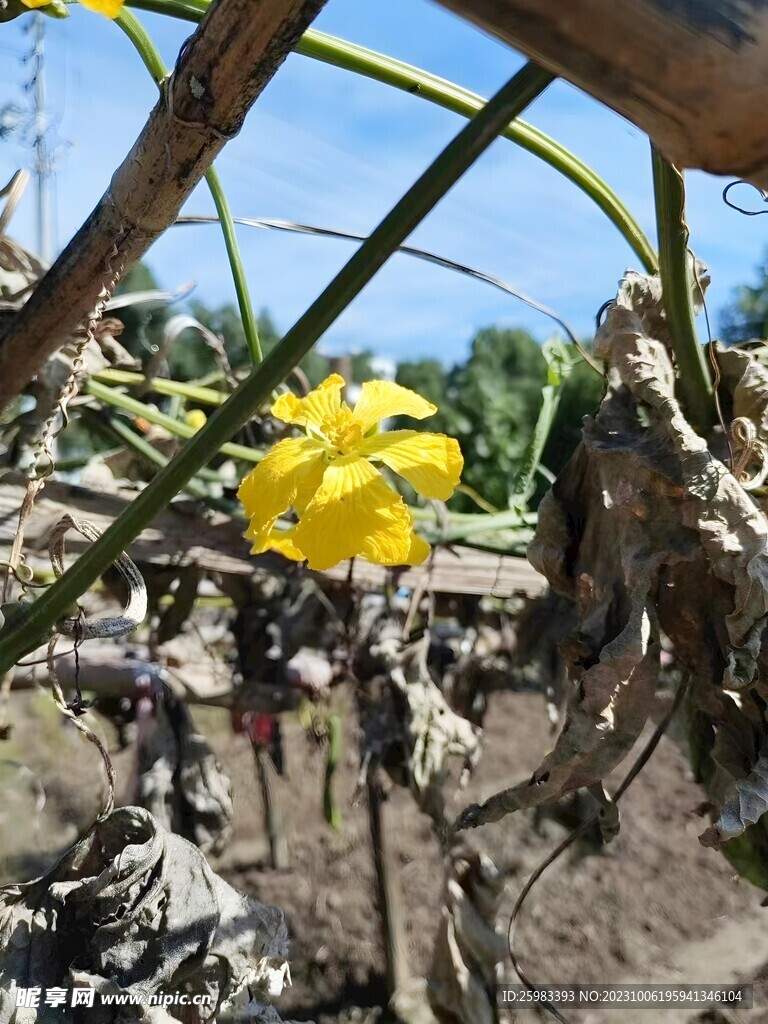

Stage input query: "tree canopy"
[
  {"left": 721, "top": 252, "right": 768, "bottom": 345},
  {"left": 398, "top": 327, "right": 602, "bottom": 511}
]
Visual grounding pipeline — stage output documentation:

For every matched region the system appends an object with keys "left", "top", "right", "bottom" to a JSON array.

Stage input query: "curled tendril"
[
  {"left": 48, "top": 514, "right": 147, "bottom": 640},
  {"left": 723, "top": 180, "right": 768, "bottom": 216},
  {"left": 730, "top": 417, "right": 768, "bottom": 491},
  {"left": 595, "top": 298, "right": 613, "bottom": 330},
  {"left": 46, "top": 634, "right": 115, "bottom": 817}
]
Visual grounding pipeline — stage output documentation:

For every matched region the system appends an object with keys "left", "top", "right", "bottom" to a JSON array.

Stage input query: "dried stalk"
[
  {"left": 367, "top": 770, "right": 409, "bottom": 995},
  {"left": 253, "top": 743, "right": 289, "bottom": 870},
  {"left": 434, "top": 0, "right": 768, "bottom": 185},
  {"left": 0, "top": 0, "right": 328, "bottom": 409}
]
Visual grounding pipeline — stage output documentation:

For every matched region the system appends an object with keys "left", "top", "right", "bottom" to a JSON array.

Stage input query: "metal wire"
[
  {"left": 174, "top": 213, "right": 602, "bottom": 374},
  {"left": 723, "top": 180, "right": 768, "bottom": 216}
]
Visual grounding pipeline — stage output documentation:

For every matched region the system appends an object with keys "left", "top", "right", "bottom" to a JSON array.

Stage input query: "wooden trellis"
[{"left": 0, "top": 471, "right": 546, "bottom": 599}]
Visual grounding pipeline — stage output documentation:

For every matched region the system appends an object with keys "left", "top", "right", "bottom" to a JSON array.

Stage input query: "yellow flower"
[
  {"left": 21, "top": 0, "right": 123, "bottom": 17},
  {"left": 237, "top": 374, "right": 463, "bottom": 571},
  {"left": 185, "top": 408, "right": 208, "bottom": 431}
]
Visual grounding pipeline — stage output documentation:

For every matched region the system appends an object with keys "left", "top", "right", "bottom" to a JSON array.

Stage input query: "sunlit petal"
[
  {"left": 21, "top": 0, "right": 53, "bottom": 8},
  {"left": 406, "top": 530, "right": 431, "bottom": 565},
  {"left": 78, "top": 0, "right": 124, "bottom": 16},
  {"left": 266, "top": 528, "right": 305, "bottom": 562},
  {"left": 271, "top": 373, "right": 345, "bottom": 428},
  {"left": 291, "top": 456, "right": 413, "bottom": 570},
  {"left": 238, "top": 437, "right": 326, "bottom": 551},
  {"left": 352, "top": 380, "right": 436, "bottom": 433},
  {"left": 357, "top": 429, "right": 463, "bottom": 500}
]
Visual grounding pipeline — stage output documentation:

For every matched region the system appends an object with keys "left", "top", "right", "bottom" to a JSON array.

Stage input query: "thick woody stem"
[
  {"left": 434, "top": 0, "right": 768, "bottom": 185},
  {"left": 0, "top": 0, "right": 327, "bottom": 409}
]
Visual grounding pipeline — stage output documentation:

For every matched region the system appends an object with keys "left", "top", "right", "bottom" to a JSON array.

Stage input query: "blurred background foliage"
[
  {"left": 65, "top": 261, "right": 607, "bottom": 516},
  {"left": 397, "top": 327, "right": 602, "bottom": 511},
  {"left": 720, "top": 253, "right": 768, "bottom": 346},
  {"left": 79, "top": 241, "right": 768, "bottom": 519}
]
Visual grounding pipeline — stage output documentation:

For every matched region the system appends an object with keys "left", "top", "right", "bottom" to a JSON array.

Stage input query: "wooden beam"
[
  {"left": 434, "top": 0, "right": 768, "bottom": 184},
  {"left": 0, "top": 472, "right": 547, "bottom": 598},
  {"left": 0, "top": 0, "right": 328, "bottom": 409}
]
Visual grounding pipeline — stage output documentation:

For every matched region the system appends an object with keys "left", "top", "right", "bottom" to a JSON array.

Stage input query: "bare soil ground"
[{"left": 3, "top": 685, "right": 768, "bottom": 1024}]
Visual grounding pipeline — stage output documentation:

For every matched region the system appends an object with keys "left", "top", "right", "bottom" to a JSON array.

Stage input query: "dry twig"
[{"left": 0, "top": 0, "right": 328, "bottom": 410}]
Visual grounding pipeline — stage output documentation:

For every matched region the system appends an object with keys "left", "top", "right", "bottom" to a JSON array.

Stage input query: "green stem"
[
  {"left": 419, "top": 508, "right": 534, "bottom": 542},
  {"left": 298, "top": 31, "right": 656, "bottom": 274},
  {"left": 0, "top": 64, "right": 554, "bottom": 672},
  {"left": 651, "top": 146, "right": 713, "bottom": 431},
  {"left": 86, "top": 379, "right": 263, "bottom": 463},
  {"left": 102, "top": 413, "right": 221, "bottom": 483},
  {"left": 116, "top": 8, "right": 165, "bottom": 78},
  {"left": 513, "top": 382, "right": 560, "bottom": 502},
  {"left": 93, "top": 368, "right": 228, "bottom": 406},
  {"left": 408, "top": 504, "right": 537, "bottom": 525},
  {"left": 511, "top": 338, "right": 572, "bottom": 506},
  {"left": 116, "top": 8, "right": 262, "bottom": 365},
  {"left": 126, "top": 0, "right": 656, "bottom": 273},
  {"left": 205, "top": 165, "right": 262, "bottom": 365},
  {"left": 80, "top": 408, "right": 218, "bottom": 499}
]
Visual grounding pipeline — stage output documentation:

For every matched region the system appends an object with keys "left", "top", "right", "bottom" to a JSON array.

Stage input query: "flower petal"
[
  {"left": 291, "top": 456, "right": 414, "bottom": 570},
  {"left": 271, "top": 374, "right": 345, "bottom": 428},
  {"left": 352, "top": 381, "right": 436, "bottom": 433},
  {"left": 78, "top": 0, "right": 124, "bottom": 16},
  {"left": 238, "top": 437, "right": 326, "bottom": 552},
  {"left": 407, "top": 530, "right": 431, "bottom": 565},
  {"left": 267, "top": 528, "right": 305, "bottom": 562},
  {"left": 357, "top": 429, "right": 463, "bottom": 500}
]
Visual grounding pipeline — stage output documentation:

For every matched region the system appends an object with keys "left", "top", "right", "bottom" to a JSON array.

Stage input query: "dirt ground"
[{"left": 2, "top": 683, "right": 768, "bottom": 1024}]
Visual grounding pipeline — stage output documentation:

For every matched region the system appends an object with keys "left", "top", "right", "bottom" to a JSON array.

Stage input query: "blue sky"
[{"left": 1, "top": 0, "right": 767, "bottom": 366}]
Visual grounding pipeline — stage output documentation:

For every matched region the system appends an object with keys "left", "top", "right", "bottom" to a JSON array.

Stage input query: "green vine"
[
  {"left": 126, "top": 0, "right": 656, "bottom": 273},
  {"left": 651, "top": 146, "right": 713, "bottom": 432},
  {"left": 93, "top": 368, "right": 227, "bottom": 406},
  {"left": 86, "top": 379, "right": 263, "bottom": 463},
  {"left": 0, "top": 62, "right": 555, "bottom": 672}
]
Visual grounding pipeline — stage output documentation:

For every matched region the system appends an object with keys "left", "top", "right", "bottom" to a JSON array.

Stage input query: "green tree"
[
  {"left": 186, "top": 302, "right": 335, "bottom": 386},
  {"left": 175, "top": 301, "right": 280, "bottom": 378},
  {"left": 721, "top": 252, "right": 768, "bottom": 344},
  {"left": 542, "top": 355, "right": 603, "bottom": 479},
  {"left": 396, "top": 359, "right": 446, "bottom": 407},
  {"left": 351, "top": 351, "right": 375, "bottom": 382},
  {"left": 439, "top": 327, "right": 548, "bottom": 510},
  {"left": 115, "top": 269, "right": 286, "bottom": 381},
  {"left": 394, "top": 331, "right": 600, "bottom": 513}
]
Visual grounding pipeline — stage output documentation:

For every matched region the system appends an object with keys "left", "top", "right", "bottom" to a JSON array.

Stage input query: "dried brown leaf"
[
  {"left": 0, "top": 806, "right": 288, "bottom": 1022},
  {"left": 457, "top": 268, "right": 768, "bottom": 840}
]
